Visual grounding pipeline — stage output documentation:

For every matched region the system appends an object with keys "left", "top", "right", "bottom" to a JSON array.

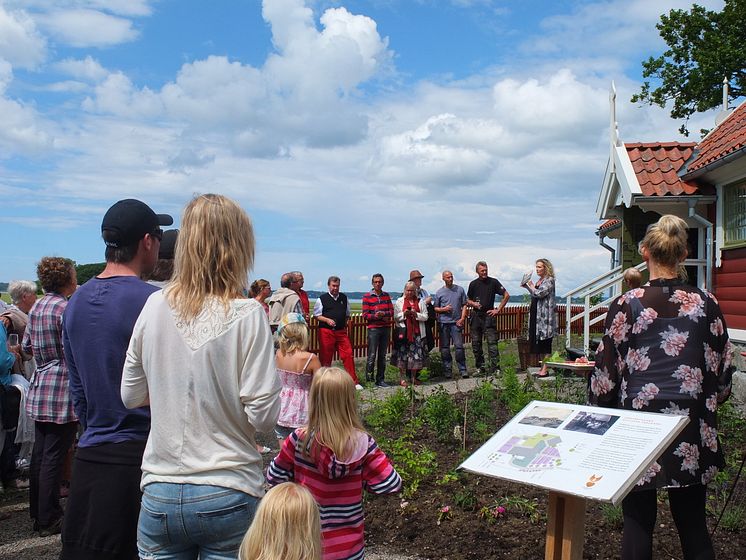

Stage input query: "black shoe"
[
  {"left": 39, "top": 517, "right": 62, "bottom": 537},
  {"left": 375, "top": 381, "right": 391, "bottom": 388}
]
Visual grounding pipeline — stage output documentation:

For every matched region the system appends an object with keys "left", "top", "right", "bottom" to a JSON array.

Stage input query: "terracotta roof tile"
[
  {"left": 688, "top": 101, "right": 746, "bottom": 172},
  {"left": 597, "top": 218, "right": 620, "bottom": 233},
  {"left": 625, "top": 142, "right": 699, "bottom": 196}
]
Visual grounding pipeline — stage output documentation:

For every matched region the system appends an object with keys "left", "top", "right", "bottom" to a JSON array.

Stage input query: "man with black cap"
[{"left": 61, "top": 199, "right": 172, "bottom": 560}]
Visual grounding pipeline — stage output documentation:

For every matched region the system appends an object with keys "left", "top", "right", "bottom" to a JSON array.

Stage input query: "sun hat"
[
  {"left": 102, "top": 199, "right": 173, "bottom": 248},
  {"left": 277, "top": 312, "right": 306, "bottom": 334},
  {"left": 408, "top": 269, "right": 424, "bottom": 281}
]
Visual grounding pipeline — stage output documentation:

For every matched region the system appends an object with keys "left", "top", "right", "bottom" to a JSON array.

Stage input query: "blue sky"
[{"left": 0, "top": 0, "right": 728, "bottom": 295}]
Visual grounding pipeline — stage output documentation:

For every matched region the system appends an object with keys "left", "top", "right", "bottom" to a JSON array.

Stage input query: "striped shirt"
[
  {"left": 267, "top": 429, "right": 401, "bottom": 560},
  {"left": 22, "top": 293, "right": 77, "bottom": 424},
  {"left": 361, "top": 290, "right": 394, "bottom": 329}
]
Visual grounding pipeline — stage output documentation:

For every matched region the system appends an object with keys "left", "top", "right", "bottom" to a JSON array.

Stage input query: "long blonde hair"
[
  {"left": 300, "top": 367, "right": 365, "bottom": 460},
  {"left": 238, "top": 483, "right": 321, "bottom": 560},
  {"left": 536, "top": 258, "right": 555, "bottom": 279},
  {"left": 167, "top": 194, "right": 255, "bottom": 320}
]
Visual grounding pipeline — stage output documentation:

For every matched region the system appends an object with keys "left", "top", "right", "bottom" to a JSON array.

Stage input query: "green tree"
[
  {"left": 75, "top": 262, "right": 106, "bottom": 285},
  {"left": 631, "top": 0, "right": 746, "bottom": 135}
]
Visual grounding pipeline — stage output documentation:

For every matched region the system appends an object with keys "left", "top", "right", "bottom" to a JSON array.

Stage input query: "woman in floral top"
[{"left": 590, "top": 215, "right": 734, "bottom": 560}]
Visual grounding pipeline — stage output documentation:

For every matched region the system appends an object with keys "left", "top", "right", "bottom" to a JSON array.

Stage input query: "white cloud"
[
  {"left": 35, "top": 8, "right": 138, "bottom": 47},
  {"left": 82, "top": 72, "right": 162, "bottom": 117},
  {"left": 53, "top": 55, "right": 108, "bottom": 81},
  {"left": 0, "top": 5, "right": 46, "bottom": 68}
]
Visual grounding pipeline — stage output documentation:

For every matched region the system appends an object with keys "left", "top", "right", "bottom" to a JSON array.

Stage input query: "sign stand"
[{"left": 544, "top": 492, "right": 586, "bottom": 560}]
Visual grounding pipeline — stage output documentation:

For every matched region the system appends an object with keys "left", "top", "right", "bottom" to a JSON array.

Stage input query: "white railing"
[{"left": 564, "top": 262, "right": 647, "bottom": 355}]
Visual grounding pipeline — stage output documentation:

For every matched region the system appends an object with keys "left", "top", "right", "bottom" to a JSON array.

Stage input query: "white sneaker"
[{"left": 355, "top": 383, "right": 364, "bottom": 391}]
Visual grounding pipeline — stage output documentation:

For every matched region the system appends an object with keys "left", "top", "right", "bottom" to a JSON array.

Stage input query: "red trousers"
[{"left": 318, "top": 328, "right": 358, "bottom": 383}]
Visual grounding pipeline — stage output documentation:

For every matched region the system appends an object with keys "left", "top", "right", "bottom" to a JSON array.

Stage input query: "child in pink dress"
[{"left": 274, "top": 313, "right": 321, "bottom": 447}]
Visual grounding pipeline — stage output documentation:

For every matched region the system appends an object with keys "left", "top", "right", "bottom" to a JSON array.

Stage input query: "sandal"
[
  {"left": 399, "top": 380, "right": 409, "bottom": 387},
  {"left": 534, "top": 369, "right": 550, "bottom": 378}
]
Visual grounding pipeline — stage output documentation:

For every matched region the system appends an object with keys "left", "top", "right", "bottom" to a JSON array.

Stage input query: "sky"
[{"left": 0, "top": 0, "right": 730, "bottom": 296}]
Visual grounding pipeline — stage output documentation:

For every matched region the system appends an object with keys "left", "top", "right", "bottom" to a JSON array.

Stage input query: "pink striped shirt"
[{"left": 267, "top": 429, "right": 401, "bottom": 560}]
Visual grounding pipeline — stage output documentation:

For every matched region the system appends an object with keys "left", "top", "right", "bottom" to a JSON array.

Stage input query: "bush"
[
  {"left": 365, "top": 389, "right": 411, "bottom": 433},
  {"left": 421, "top": 386, "right": 463, "bottom": 442}
]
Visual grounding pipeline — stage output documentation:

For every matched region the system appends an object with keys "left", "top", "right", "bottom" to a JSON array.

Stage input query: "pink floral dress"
[
  {"left": 277, "top": 354, "right": 315, "bottom": 429},
  {"left": 590, "top": 279, "right": 734, "bottom": 489}
]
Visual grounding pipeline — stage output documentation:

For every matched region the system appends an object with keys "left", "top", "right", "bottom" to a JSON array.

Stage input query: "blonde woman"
[
  {"left": 267, "top": 367, "right": 401, "bottom": 560},
  {"left": 274, "top": 312, "right": 321, "bottom": 447},
  {"left": 522, "top": 258, "right": 556, "bottom": 377},
  {"left": 391, "top": 281, "right": 429, "bottom": 386},
  {"left": 238, "top": 482, "right": 321, "bottom": 560},
  {"left": 121, "top": 194, "right": 281, "bottom": 560},
  {"left": 590, "top": 215, "right": 734, "bottom": 560}
]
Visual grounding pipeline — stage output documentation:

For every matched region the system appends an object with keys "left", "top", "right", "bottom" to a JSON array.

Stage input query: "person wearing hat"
[
  {"left": 61, "top": 199, "right": 172, "bottom": 560},
  {"left": 409, "top": 270, "right": 436, "bottom": 353}
]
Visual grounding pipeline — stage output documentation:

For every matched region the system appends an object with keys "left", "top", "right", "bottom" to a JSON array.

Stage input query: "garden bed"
[{"left": 361, "top": 362, "right": 746, "bottom": 559}]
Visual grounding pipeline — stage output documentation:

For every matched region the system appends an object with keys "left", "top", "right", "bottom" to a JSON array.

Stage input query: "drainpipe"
[
  {"left": 688, "top": 200, "right": 713, "bottom": 291},
  {"left": 598, "top": 234, "right": 616, "bottom": 268}
]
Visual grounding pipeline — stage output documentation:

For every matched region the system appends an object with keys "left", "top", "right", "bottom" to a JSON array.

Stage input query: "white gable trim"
[{"left": 596, "top": 145, "right": 641, "bottom": 219}]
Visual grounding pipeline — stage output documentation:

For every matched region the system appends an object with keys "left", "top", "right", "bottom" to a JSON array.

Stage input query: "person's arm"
[
  {"left": 457, "top": 289, "right": 468, "bottom": 327},
  {"left": 0, "top": 323, "right": 15, "bottom": 374},
  {"left": 346, "top": 296, "right": 351, "bottom": 318},
  {"left": 488, "top": 284, "right": 510, "bottom": 317},
  {"left": 705, "top": 294, "right": 734, "bottom": 404},
  {"left": 588, "top": 299, "right": 625, "bottom": 407},
  {"left": 527, "top": 277, "right": 554, "bottom": 299},
  {"left": 362, "top": 294, "right": 374, "bottom": 321},
  {"left": 313, "top": 297, "right": 334, "bottom": 327},
  {"left": 121, "top": 313, "right": 150, "bottom": 409},
  {"left": 62, "top": 322, "right": 87, "bottom": 428},
  {"left": 466, "top": 283, "right": 480, "bottom": 309},
  {"left": 240, "top": 311, "right": 282, "bottom": 434},
  {"left": 393, "top": 299, "right": 405, "bottom": 323},
  {"left": 363, "top": 435, "right": 402, "bottom": 495},
  {"left": 266, "top": 431, "right": 298, "bottom": 486},
  {"left": 415, "top": 300, "right": 428, "bottom": 322}
]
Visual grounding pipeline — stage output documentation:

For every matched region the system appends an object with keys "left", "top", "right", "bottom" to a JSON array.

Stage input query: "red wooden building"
[{"left": 596, "top": 87, "right": 746, "bottom": 344}]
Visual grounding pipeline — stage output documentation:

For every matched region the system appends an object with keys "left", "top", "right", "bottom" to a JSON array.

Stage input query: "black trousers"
[
  {"left": 621, "top": 484, "right": 714, "bottom": 560},
  {"left": 29, "top": 421, "right": 77, "bottom": 527},
  {"left": 61, "top": 439, "right": 146, "bottom": 560},
  {"left": 470, "top": 313, "right": 499, "bottom": 370}
]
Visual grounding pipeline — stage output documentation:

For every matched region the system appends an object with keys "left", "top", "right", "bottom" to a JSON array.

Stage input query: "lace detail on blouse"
[{"left": 172, "top": 298, "right": 260, "bottom": 350}]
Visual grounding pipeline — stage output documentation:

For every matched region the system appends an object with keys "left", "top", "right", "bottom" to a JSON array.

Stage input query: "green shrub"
[
  {"left": 380, "top": 430, "right": 437, "bottom": 498},
  {"left": 364, "top": 389, "right": 410, "bottom": 433},
  {"left": 720, "top": 505, "right": 746, "bottom": 533},
  {"left": 600, "top": 503, "right": 624, "bottom": 529},
  {"left": 421, "top": 386, "right": 463, "bottom": 442}
]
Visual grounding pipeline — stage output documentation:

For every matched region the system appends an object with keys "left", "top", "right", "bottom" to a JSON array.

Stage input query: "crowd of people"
[{"left": 0, "top": 195, "right": 736, "bottom": 560}]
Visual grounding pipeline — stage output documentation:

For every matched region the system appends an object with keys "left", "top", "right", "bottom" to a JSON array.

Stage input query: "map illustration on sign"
[
  {"left": 498, "top": 433, "right": 562, "bottom": 470},
  {"left": 460, "top": 400, "right": 690, "bottom": 504}
]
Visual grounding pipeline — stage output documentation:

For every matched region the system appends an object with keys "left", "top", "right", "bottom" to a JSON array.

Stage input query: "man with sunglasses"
[{"left": 61, "top": 199, "right": 172, "bottom": 560}]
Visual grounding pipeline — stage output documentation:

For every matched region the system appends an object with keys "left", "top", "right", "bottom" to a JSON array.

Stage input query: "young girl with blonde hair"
[
  {"left": 274, "top": 312, "right": 321, "bottom": 447},
  {"left": 267, "top": 367, "right": 401, "bottom": 560},
  {"left": 239, "top": 482, "right": 321, "bottom": 560}
]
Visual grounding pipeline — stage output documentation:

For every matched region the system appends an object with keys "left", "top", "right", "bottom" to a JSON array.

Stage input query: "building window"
[{"left": 723, "top": 180, "right": 746, "bottom": 246}]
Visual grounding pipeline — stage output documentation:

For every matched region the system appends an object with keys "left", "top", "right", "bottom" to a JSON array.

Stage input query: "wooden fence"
[{"left": 307, "top": 304, "right": 607, "bottom": 359}]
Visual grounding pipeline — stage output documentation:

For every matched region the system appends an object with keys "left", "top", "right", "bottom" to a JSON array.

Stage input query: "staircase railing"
[{"left": 563, "top": 262, "right": 648, "bottom": 355}]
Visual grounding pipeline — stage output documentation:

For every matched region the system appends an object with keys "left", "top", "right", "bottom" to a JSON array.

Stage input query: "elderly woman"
[
  {"left": 392, "top": 281, "right": 429, "bottom": 387},
  {"left": 23, "top": 257, "right": 78, "bottom": 536},
  {"left": 589, "top": 215, "right": 734, "bottom": 560},
  {"left": 522, "top": 258, "right": 556, "bottom": 376},
  {"left": 122, "top": 194, "right": 280, "bottom": 559}
]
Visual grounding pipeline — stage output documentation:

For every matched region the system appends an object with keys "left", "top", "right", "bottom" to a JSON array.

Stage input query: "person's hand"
[
  {"left": 487, "top": 309, "right": 499, "bottom": 317},
  {"left": 375, "top": 310, "right": 384, "bottom": 318},
  {"left": 471, "top": 301, "right": 481, "bottom": 309},
  {"left": 0, "top": 316, "right": 10, "bottom": 330},
  {"left": 443, "top": 304, "right": 453, "bottom": 312},
  {"left": 425, "top": 296, "right": 432, "bottom": 305},
  {"left": 526, "top": 280, "right": 535, "bottom": 289},
  {"left": 327, "top": 318, "right": 336, "bottom": 328},
  {"left": 456, "top": 318, "right": 464, "bottom": 328}
]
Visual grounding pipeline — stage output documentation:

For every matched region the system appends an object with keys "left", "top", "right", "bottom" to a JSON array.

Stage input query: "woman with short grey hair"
[{"left": 8, "top": 280, "right": 37, "bottom": 310}]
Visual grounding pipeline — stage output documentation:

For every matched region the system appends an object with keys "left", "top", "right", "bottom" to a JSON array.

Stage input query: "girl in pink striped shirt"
[{"left": 267, "top": 367, "right": 401, "bottom": 560}]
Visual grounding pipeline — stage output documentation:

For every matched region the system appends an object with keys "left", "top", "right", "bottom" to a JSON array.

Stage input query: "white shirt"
[
  {"left": 312, "top": 292, "right": 352, "bottom": 317},
  {"left": 121, "top": 291, "right": 280, "bottom": 497}
]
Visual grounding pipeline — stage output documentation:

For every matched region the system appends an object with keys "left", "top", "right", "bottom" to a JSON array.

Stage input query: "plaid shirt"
[{"left": 23, "top": 293, "right": 77, "bottom": 424}]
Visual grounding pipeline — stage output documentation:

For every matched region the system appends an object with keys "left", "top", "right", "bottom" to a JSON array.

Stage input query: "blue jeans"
[
  {"left": 439, "top": 323, "right": 466, "bottom": 376},
  {"left": 138, "top": 483, "right": 258, "bottom": 560},
  {"left": 366, "top": 327, "right": 390, "bottom": 383}
]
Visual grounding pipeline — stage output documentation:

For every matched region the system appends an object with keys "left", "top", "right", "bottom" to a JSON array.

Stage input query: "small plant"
[
  {"left": 720, "top": 505, "right": 746, "bottom": 533},
  {"left": 498, "top": 363, "right": 534, "bottom": 415},
  {"left": 436, "top": 505, "right": 453, "bottom": 525},
  {"left": 420, "top": 386, "right": 463, "bottom": 442},
  {"left": 600, "top": 503, "right": 624, "bottom": 529},
  {"left": 453, "top": 488, "right": 478, "bottom": 511},
  {"left": 436, "top": 470, "right": 461, "bottom": 486},
  {"left": 364, "top": 389, "right": 410, "bottom": 433},
  {"left": 467, "top": 380, "right": 497, "bottom": 442},
  {"left": 380, "top": 423, "right": 437, "bottom": 498},
  {"left": 493, "top": 495, "right": 542, "bottom": 523},
  {"left": 478, "top": 504, "right": 506, "bottom": 523}
]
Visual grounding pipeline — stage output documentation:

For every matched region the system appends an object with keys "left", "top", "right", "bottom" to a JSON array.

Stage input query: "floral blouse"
[
  {"left": 527, "top": 276, "right": 556, "bottom": 341},
  {"left": 589, "top": 279, "right": 734, "bottom": 490}
]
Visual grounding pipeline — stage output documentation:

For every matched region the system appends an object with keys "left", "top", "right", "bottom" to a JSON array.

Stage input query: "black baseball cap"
[
  {"left": 101, "top": 199, "right": 173, "bottom": 248},
  {"left": 158, "top": 229, "right": 179, "bottom": 260}
]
